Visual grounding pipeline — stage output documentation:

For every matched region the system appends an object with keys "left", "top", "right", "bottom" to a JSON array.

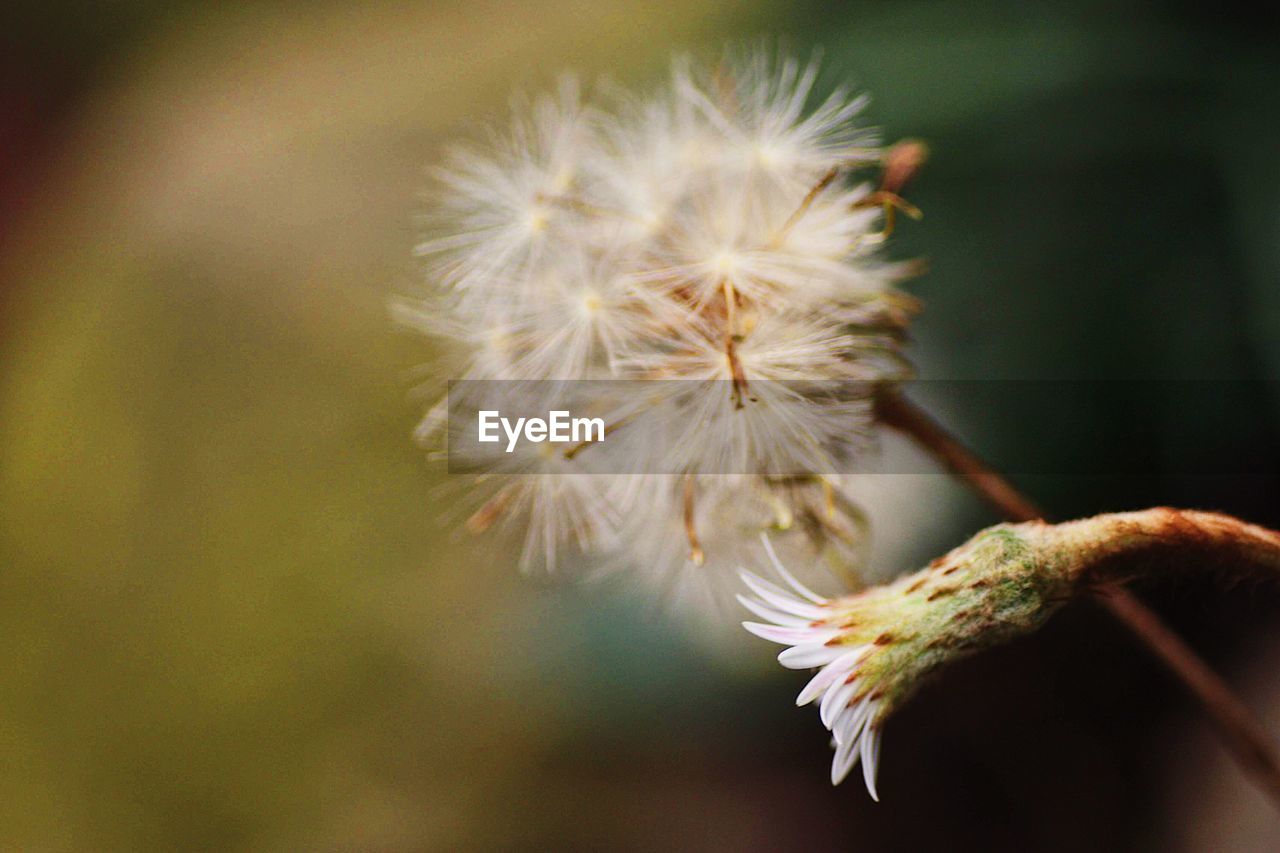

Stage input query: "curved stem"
[
  {"left": 875, "top": 388, "right": 1280, "bottom": 810},
  {"left": 875, "top": 390, "right": 1043, "bottom": 522}
]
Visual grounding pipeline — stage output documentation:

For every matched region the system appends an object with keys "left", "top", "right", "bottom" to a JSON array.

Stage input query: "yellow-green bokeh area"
[{"left": 0, "top": 1, "right": 775, "bottom": 848}]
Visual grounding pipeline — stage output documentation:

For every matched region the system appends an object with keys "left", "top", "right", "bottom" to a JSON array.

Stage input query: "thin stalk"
[{"left": 875, "top": 388, "right": 1280, "bottom": 810}]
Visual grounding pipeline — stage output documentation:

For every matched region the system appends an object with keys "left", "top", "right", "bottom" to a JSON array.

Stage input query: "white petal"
[
  {"left": 738, "top": 571, "right": 825, "bottom": 618},
  {"left": 832, "top": 694, "right": 874, "bottom": 747},
  {"left": 796, "top": 648, "right": 864, "bottom": 706},
  {"left": 741, "top": 622, "right": 796, "bottom": 644},
  {"left": 796, "top": 660, "right": 847, "bottom": 706},
  {"left": 861, "top": 724, "right": 883, "bottom": 801},
  {"left": 778, "top": 643, "right": 845, "bottom": 669},
  {"left": 743, "top": 623, "right": 836, "bottom": 645},
  {"left": 736, "top": 594, "right": 811, "bottom": 627},
  {"left": 820, "top": 677, "right": 859, "bottom": 729},
  {"left": 830, "top": 733, "right": 861, "bottom": 785},
  {"left": 759, "top": 532, "right": 825, "bottom": 603}
]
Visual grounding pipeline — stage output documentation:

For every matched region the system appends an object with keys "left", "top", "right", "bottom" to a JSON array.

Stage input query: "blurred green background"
[{"left": 2, "top": 1, "right": 1280, "bottom": 849}]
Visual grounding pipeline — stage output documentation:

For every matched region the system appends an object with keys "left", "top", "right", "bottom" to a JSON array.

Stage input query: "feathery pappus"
[{"left": 402, "top": 47, "right": 923, "bottom": 612}]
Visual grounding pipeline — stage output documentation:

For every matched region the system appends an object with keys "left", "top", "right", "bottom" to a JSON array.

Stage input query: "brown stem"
[
  {"left": 875, "top": 391, "right": 1043, "bottom": 522},
  {"left": 721, "top": 278, "right": 748, "bottom": 409},
  {"left": 875, "top": 388, "right": 1280, "bottom": 810},
  {"left": 771, "top": 165, "right": 839, "bottom": 246},
  {"left": 683, "top": 475, "right": 705, "bottom": 567}
]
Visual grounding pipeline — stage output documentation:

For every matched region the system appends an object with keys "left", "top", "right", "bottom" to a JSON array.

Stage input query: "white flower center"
[
  {"left": 524, "top": 204, "right": 551, "bottom": 233},
  {"left": 711, "top": 249, "right": 740, "bottom": 275}
]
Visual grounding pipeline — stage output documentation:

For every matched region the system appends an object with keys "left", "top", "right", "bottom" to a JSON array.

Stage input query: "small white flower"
[
  {"left": 741, "top": 518, "right": 1144, "bottom": 798},
  {"left": 739, "top": 534, "right": 885, "bottom": 797}
]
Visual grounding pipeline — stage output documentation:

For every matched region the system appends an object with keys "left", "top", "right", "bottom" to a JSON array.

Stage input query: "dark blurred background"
[{"left": 2, "top": 1, "right": 1280, "bottom": 849}]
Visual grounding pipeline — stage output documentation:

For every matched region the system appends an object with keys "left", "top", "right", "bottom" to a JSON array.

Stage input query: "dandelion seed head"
[{"left": 407, "top": 47, "right": 917, "bottom": 593}]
